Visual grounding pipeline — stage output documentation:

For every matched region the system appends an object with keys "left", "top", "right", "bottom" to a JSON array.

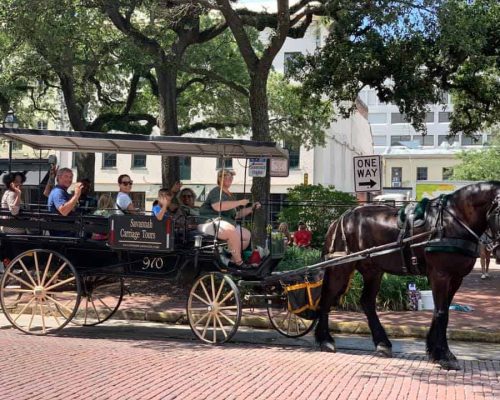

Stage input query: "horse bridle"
[{"left": 486, "top": 195, "right": 500, "bottom": 251}]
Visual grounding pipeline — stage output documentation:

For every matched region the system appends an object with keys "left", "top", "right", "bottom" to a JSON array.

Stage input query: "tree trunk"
[
  {"left": 249, "top": 70, "right": 271, "bottom": 246},
  {"left": 59, "top": 73, "right": 95, "bottom": 189},
  {"left": 156, "top": 64, "right": 180, "bottom": 187}
]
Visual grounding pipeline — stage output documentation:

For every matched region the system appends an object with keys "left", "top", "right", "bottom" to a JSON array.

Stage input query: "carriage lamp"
[
  {"left": 194, "top": 235, "right": 203, "bottom": 248},
  {"left": 3, "top": 109, "right": 19, "bottom": 129}
]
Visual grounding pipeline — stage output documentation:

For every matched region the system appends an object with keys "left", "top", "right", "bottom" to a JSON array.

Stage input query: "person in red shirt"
[{"left": 294, "top": 222, "right": 312, "bottom": 247}]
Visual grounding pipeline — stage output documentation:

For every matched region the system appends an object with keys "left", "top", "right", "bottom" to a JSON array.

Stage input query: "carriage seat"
[{"left": 397, "top": 198, "right": 430, "bottom": 229}]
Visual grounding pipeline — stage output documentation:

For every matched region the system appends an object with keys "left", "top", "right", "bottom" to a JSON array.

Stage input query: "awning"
[{"left": 0, "top": 128, "right": 289, "bottom": 159}]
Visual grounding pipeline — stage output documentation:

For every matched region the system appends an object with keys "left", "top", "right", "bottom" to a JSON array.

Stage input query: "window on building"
[
  {"left": 416, "top": 167, "right": 428, "bottom": 181},
  {"left": 11, "top": 141, "right": 23, "bottom": 151},
  {"left": 102, "top": 153, "right": 117, "bottom": 168},
  {"left": 373, "top": 136, "right": 387, "bottom": 146},
  {"left": 390, "top": 135, "right": 411, "bottom": 146},
  {"left": 416, "top": 135, "right": 434, "bottom": 146},
  {"left": 131, "top": 154, "right": 147, "bottom": 168},
  {"left": 283, "top": 52, "right": 301, "bottom": 75},
  {"left": 284, "top": 141, "right": 300, "bottom": 169},
  {"left": 438, "top": 135, "right": 459, "bottom": 145},
  {"left": 391, "top": 112, "right": 408, "bottom": 124},
  {"left": 438, "top": 112, "right": 451, "bottom": 123},
  {"left": 72, "top": 153, "right": 78, "bottom": 168},
  {"left": 37, "top": 120, "right": 48, "bottom": 130},
  {"left": 180, "top": 156, "right": 191, "bottom": 180},
  {"left": 442, "top": 167, "right": 454, "bottom": 181},
  {"left": 425, "top": 112, "right": 434, "bottom": 123},
  {"left": 368, "top": 113, "right": 387, "bottom": 124},
  {"left": 391, "top": 167, "right": 402, "bottom": 187},
  {"left": 485, "top": 135, "right": 492, "bottom": 145},
  {"left": 216, "top": 158, "right": 233, "bottom": 170},
  {"left": 461, "top": 135, "right": 481, "bottom": 146}
]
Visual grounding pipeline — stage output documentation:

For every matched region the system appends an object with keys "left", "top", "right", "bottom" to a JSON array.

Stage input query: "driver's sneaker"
[
  {"left": 228, "top": 261, "right": 253, "bottom": 270},
  {"left": 481, "top": 273, "right": 487, "bottom": 279}
]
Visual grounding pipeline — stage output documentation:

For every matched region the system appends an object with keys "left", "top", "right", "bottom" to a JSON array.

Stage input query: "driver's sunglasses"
[
  {"left": 121, "top": 181, "right": 133, "bottom": 186},
  {"left": 182, "top": 194, "right": 193, "bottom": 198}
]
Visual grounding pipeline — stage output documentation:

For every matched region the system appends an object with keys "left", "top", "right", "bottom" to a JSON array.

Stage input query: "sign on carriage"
[
  {"left": 249, "top": 158, "right": 267, "bottom": 177},
  {"left": 108, "top": 215, "right": 174, "bottom": 252},
  {"left": 353, "top": 155, "right": 382, "bottom": 192}
]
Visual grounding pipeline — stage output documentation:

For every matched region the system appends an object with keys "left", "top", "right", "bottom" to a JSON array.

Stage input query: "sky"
[{"left": 238, "top": 0, "right": 279, "bottom": 11}]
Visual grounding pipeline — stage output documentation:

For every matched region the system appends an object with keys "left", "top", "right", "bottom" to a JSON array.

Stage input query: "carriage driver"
[
  {"left": 198, "top": 169, "right": 261, "bottom": 269},
  {"left": 47, "top": 168, "right": 83, "bottom": 216}
]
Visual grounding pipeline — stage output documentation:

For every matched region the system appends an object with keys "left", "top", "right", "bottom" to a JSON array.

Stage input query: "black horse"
[{"left": 316, "top": 181, "right": 500, "bottom": 370}]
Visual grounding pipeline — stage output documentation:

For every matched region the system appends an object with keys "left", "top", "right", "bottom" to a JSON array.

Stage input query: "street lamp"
[
  {"left": 3, "top": 109, "right": 19, "bottom": 129},
  {"left": 3, "top": 109, "right": 19, "bottom": 173}
]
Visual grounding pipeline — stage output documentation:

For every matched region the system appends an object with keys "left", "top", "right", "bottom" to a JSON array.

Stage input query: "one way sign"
[{"left": 353, "top": 155, "right": 382, "bottom": 192}]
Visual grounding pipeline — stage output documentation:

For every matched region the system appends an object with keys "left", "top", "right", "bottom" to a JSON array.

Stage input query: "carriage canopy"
[{"left": 0, "top": 127, "right": 288, "bottom": 159}]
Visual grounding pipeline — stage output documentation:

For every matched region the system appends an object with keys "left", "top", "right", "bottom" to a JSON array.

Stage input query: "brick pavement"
[{"left": 0, "top": 328, "right": 499, "bottom": 400}]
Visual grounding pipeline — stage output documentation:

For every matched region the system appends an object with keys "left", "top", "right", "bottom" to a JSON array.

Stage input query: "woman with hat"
[{"left": 199, "top": 169, "right": 260, "bottom": 269}]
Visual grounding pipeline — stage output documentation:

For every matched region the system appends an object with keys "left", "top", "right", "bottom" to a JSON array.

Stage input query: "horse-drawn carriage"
[
  {"left": 1, "top": 127, "right": 500, "bottom": 371},
  {"left": 0, "top": 127, "right": 318, "bottom": 344}
]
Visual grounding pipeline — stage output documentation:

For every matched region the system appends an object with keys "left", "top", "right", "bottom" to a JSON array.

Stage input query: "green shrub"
[
  {"left": 339, "top": 272, "right": 431, "bottom": 311},
  {"left": 276, "top": 246, "right": 322, "bottom": 272},
  {"left": 278, "top": 184, "right": 357, "bottom": 249}
]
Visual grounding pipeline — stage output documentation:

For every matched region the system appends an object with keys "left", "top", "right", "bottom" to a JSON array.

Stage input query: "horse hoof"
[
  {"left": 438, "top": 359, "right": 461, "bottom": 371},
  {"left": 375, "top": 344, "right": 393, "bottom": 358},
  {"left": 319, "top": 341, "right": 336, "bottom": 353}
]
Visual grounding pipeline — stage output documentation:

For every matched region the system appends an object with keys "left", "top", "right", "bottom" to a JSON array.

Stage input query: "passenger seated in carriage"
[
  {"left": 152, "top": 188, "right": 173, "bottom": 221},
  {"left": 47, "top": 168, "right": 83, "bottom": 217},
  {"left": 1, "top": 172, "right": 26, "bottom": 234},
  {"left": 91, "top": 193, "right": 118, "bottom": 240},
  {"left": 115, "top": 174, "right": 136, "bottom": 214},
  {"left": 179, "top": 188, "right": 199, "bottom": 216},
  {"left": 198, "top": 169, "right": 260, "bottom": 269}
]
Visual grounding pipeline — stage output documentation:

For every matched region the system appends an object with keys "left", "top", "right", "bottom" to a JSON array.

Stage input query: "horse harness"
[{"left": 328, "top": 194, "right": 500, "bottom": 275}]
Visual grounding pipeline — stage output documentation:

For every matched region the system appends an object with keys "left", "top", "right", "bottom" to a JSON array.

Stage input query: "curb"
[
  {"left": 116, "top": 309, "right": 500, "bottom": 344},
  {"left": 2, "top": 309, "right": 500, "bottom": 343}
]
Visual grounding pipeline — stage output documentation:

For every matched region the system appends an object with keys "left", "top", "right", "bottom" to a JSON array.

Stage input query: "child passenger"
[{"left": 152, "top": 188, "right": 173, "bottom": 221}]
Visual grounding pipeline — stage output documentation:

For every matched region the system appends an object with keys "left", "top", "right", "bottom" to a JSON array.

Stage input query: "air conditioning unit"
[{"left": 392, "top": 182, "right": 402, "bottom": 188}]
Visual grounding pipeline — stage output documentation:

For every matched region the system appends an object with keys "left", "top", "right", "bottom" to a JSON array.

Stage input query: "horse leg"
[
  {"left": 426, "top": 271, "right": 463, "bottom": 370},
  {"left": 315, "top": 265, "right": 354, "bottom": 352},
  {"left": 360, "top": 270, "right": 392, "bottom": 357}
]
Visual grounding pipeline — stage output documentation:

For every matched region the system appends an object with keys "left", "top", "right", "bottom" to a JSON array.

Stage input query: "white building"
[{"left": 358, "top": 88, "right": 490, "bottom": 196}]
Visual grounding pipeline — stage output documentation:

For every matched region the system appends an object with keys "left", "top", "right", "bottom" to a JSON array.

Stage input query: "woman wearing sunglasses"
[{"left": 116, "top": 174, "right": 136, "bottom": 214}]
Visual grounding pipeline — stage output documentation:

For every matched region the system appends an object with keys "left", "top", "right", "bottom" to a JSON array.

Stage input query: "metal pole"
[{"left": 8, "top": 140, "right": 12, "bottom": 173}]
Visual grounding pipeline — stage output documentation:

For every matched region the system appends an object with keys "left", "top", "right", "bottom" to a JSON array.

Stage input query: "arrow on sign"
[{"left": 359, "top": 179, "right": 377, "bottom": 188}]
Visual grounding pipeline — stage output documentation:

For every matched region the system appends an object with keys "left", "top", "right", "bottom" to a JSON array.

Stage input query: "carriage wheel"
[
  {"left": 187, "top": 272, "right": 242, "bottom": 344},
  {"left": 0, "top": 249, "right": 81, "bottom": 335},
  {"left": 72, "top": 277, "right": 124, "bottom": 326},
  {"left": 266, "top": 285, "right": 317, "bottom": 338}
]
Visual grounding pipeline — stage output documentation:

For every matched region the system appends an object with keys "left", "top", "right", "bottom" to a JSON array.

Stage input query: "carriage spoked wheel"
[
  {"left": 187, "top": 272, "right": 242, "bottom": 344},
  {"left": 266, "top": 285, "right": 317, "bottom": 338},
  {"left": 71, "top": 277, "right": 124, "bottom": 326},
  {"left": 0, "top": 249, "right": 81, "bottom": 335}
]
